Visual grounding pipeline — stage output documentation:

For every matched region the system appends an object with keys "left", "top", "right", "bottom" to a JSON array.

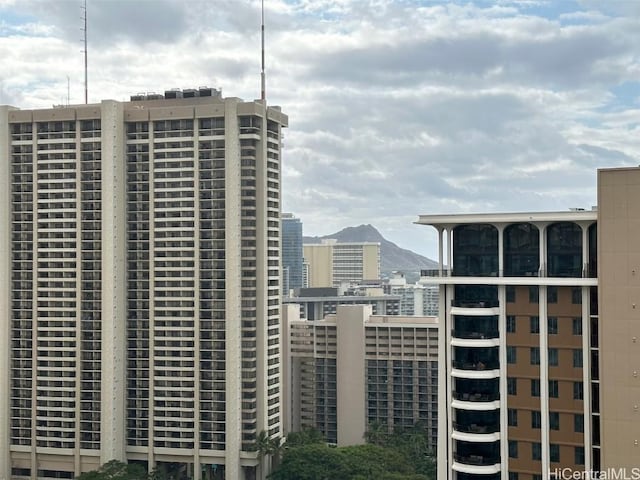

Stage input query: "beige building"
[
  {"left": 416, "top": 166, "right": 640, "bottom": 480},
  {"left": 0, "top": 89, "right": 287, "bottom": 480},
  {"left": 303, "top": 240, "right": 380, "bottom": 288},
  {"left": 282, "top": 304, "right": 439, "bottom": 449}
]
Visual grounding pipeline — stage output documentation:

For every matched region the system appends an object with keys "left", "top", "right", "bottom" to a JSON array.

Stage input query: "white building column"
[
  {"left": 0, "top": 105, "right": 16, "bottom": 480},
  {"left": 538, "top": 223, "right": 547, "bottom": 277},
  {"left": 498, "top": 285, "right": 508, "bottom": 478},
  {"left": 100, "top": 100, "right": 127, "bottom": 464},
  {"left": 224, "top": 98, "right": 243, "bottom": 480},
  {"left": 497, "top": 224, "right": 505, "bottom": 277}
]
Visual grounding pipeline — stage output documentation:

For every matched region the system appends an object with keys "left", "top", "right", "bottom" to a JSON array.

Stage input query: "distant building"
[
  {"left": 0, "top": 89, "right": 287, "bottom": 480},
  {"left": 304, "top": 240, "right": 380, "bottom": 288},
  {"left": 385, "top": 272, "right": 440, "bottom": 316},
  {"left": 282, "top": 304, "right": 439, "bottom": 448},
  {"left": 282, "top": 213, "right": 304, "bottom": 297},
  {"left": 285, "top": 287, "right": 401, "bottom": 320}
]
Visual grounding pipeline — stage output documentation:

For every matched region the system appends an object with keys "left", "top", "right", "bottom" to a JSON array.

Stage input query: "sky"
[{"left": 0, "top": 0, "right": 638, "bottom": 259}]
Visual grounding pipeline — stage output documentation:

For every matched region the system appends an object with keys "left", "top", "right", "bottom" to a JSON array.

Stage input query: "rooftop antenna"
[
  {"left": 260, "top": 0, "right": 265, "bottom": 101},
  {"left": 81, "top": 0, "right": 88, "bottom": 104}
]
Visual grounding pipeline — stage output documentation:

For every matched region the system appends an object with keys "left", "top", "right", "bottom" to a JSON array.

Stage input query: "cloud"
[{"left": 0, "top": 0, "right": 638, "bottom": 258}]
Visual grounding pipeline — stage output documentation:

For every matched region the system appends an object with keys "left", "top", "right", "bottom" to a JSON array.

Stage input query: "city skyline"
[{"left": 0, "top": 0, "right": 638, "bottom": 258}]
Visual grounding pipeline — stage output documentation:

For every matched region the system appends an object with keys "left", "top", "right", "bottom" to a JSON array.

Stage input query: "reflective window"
[
  {"left": 453, "top": 224, "right": 498, "bottom": 276},
  {"left": 547, "top": 222, "right": 582, "bottom": 277},
  {"left": 504, "top": 223, "right": 539, "bottom": 276}
]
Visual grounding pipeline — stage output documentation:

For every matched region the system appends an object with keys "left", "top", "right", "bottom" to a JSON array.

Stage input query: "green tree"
[
  {"left": 283, "top": 428, "right": 324, "bottom": 448},
  {"left": 76, "top": 460, "right": 149, "bottom": 480}
]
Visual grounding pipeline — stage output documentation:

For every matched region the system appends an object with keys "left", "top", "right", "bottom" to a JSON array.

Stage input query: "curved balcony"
[
  {"left": 452, "top": 391, "right": 499, "bottom": 402},
  {"left": 453, "top": 453, "right": 501, "bottom": 474},
  {"left": 452, "top": 427, "right": 500, "bottom": 443},
  {"left": 452, "top": 329, "right": 499, "bottom": 340}
]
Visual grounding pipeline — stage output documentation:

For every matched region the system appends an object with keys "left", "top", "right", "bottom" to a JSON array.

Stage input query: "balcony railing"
[
  {"left": 452, "top": 391, "right": 499, "bottom": 402},
  {"left": 453, "top": 453, "right": 500, "bottom": 466},
  {"left": 452, "top": 361, "right": 499, "bottom": 371},
  {"left": 421, "top": 264, "right": 596, "bottom": 279},
  {"left": 453, "top": 422, "right": 500, "bottom": 434},
  {"left": 452, "top": 330, "right": 499, "bottom": 340},
  {"left": 452, "top": 300, "right": 499, "bottom": 308}
]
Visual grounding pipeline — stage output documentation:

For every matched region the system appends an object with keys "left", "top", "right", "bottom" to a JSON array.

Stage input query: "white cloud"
[{"left": 0, "top": 0, "right": 637, "bottom": 258}]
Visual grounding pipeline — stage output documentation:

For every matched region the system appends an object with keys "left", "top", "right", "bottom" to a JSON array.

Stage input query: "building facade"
[
  {"left": 303, "top": 240, "right": 380, "bottom": 288},
  {"left": 0, "top": 89, "right": 287, "bottom": 480},
  {"left": 282, "top": 305, "right": 439, "bottom": 449},
  {"left": 281, "top": 213, "right": 303, "bottom": 297},
  {"left": 417, "top": 209, "right": 599, "bottom": 480}
]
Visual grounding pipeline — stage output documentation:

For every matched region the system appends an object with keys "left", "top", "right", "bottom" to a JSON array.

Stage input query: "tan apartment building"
[
  {"left": 0, "top": 89, "right": 287, "bottom": 480},
  {"left": 303, "top": 240, "right": 380, "bottom": 288},
  {"left": 417, "top": 166, "right": 640, "bottom": 480},
  {"left": 282, "top": 304, "right": 439, "bottom": 449}
]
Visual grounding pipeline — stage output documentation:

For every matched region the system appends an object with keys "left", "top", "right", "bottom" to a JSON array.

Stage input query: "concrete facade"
[
  {"left": 0, "top": 91, "right": 287, "bottom": 480},
  {"left": 283, "top": 305, "right": 439, "bottom": 449},
  {"left": 303, "top": 240, "right": 380, "bottom": 288},
  {"left": 417, "top": 192, "right": 631, "bottom": 479}
]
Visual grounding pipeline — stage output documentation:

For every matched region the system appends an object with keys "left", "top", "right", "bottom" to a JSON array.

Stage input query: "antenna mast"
[
  {"left": 82, "top": 0, "right": 88, "bottom": 104},
  {"left": 261, "top": 0, "right": 265, "bottom": 101}
]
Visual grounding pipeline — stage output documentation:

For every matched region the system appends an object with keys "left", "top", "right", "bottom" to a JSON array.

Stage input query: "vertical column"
[
  {"left": 147, "top": 116, "right": 156, "bottom": 471},
  {"left": 581, "top": 224, "right": 589, "bottom": 277},
  {"left": 335, "top": 305, "right": 367, "bottom": 446},
  {"left": 442, "top": 284, "right": 454, "bottom": 480},
  {"left": 74, "top": 117, "right": 82, "bottom": 476},
  {"left": 447, "top": 229, "right": 453, "bottom": 276},
  {"left": 497, "top": 224, "right": 504, "bottom": 276},
  {"left": 498, "top": 285, "right": 508, "bottom": 477},
  {"left": 539, "top": 285, "right": 549, "bottom": 477},
  {"left": 539, "top": 224, "right": 547, "bottom": 277},
  {"left": 437, "top": 227, "right": 443, "bottom": 276},
  {"left": 224, "top": 98, "right": 242, "bottom": 480},
  {"left": 100, "top": 100, "right": 127, "bottom": 464},
  {"left": 0, "top": 106, "right": 15, "bottom": 480},
  {"left": 30, "top": 117, "right": 38, "bottom": 479},
  {"left": 193, "top": 114, "right": 201, "bottom": 480},
  {"left": 582, "top": 287, "right": 592, "bottom": 472}
]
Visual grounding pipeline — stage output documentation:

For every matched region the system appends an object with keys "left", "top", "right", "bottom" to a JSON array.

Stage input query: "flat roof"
[{"left": 415, "top": 210, "right": 597, "bottom": 227}]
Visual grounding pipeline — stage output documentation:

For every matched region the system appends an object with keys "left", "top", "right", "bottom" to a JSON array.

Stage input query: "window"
[
  {"left": 548, "top": 316, "right": 558, "bottom": 335},
  {"left": 509, "top": 440, "right": 518, "bottom": 458},
  {"left": 531, "top": 379, "right": 540, "bottom": 397},
  {"left": 574, "top": 349, "right": 583, "bottom": 368},
  {"left": 549, "top": 379, "right": 559, "bottom": 398},
  {"left": 573, "top": 317, "right": 583, "bottom": 335},
  {"left": 550, "top": 444, "right": 560, "bottom": 463},
  {"left": 508, "top": 408, "right": 518, "bottom": 427},
  {"left": 575, "top": 446, "right": 585, "bottom": 465},
  {"left": 508, "top": 377, "right": 517, "bottom": 395},
  {"left": 509, "top": 474, "right": 519, "bottom": 480},
  {"left": 549, "top": 348, "right": 558, "bottom": 366},
  {"left": 532, "top": 442, "right": 542, "bottom": 460},
  {"left": 506, "top": 286, "right": 515, "bottom": 303},
  {"left": 530, "top": 347, "right": 540, "bottom": 365},
  {"left": 572, "top": 286, "right": 582, "bottom": 304},
  {"left": 507, "top": 315, "right": 516, "bottom": 333},
  {"left": 547, "top": 286, "right": 558, "bottom": 303},
  {"left": 574, "top": 414, "right": 584, "bottom": 433},
  {"left": 550, "top": 411, "right": 560, "bottom": 430},
  {"left": 529, "top": 286, "right": 539, "bottom": 303},
  {"left": 531, "top": 410, "right": 541, "bottom": 429},
  {"left": 507, "top": 346, "right": 517, "bottom": 364},
  {"left": 530, "top": 316, "right": 539, "bottom": 334},
  {"left": 574, "top": 381, "right": 584, "bottom": 400}
]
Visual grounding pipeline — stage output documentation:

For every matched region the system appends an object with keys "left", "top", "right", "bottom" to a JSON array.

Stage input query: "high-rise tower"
[{"left": 0, "top": 89, "right": 287, "bottom": 480}]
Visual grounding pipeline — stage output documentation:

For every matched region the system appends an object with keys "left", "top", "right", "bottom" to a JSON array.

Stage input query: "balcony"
[
  {"left": 453, "top": 422, "right": 499, "bottom": 435},
  {"left": 452, "top": 360, "right": 499, "bottom": 371},
  {"left": 452, "top": 330, "right": 499, "bottom": 340},
  {"left": 453, "top": 453, "right": 500, "bottom": 466},
  {"left": 452, "top": 391, "right": 499, "bottom": 403}
]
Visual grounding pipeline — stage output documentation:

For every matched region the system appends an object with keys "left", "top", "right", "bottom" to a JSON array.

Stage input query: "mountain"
[{"left": 303, "top": 224, "right": 438, "bottom": 274}]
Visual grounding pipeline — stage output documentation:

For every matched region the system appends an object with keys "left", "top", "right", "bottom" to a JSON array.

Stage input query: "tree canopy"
[
  {"left": 76, "top": 460, "right": 149, "bottom": 480},
  {"left": 268, "top": 425, "right": 436, "bottom": 480}
]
